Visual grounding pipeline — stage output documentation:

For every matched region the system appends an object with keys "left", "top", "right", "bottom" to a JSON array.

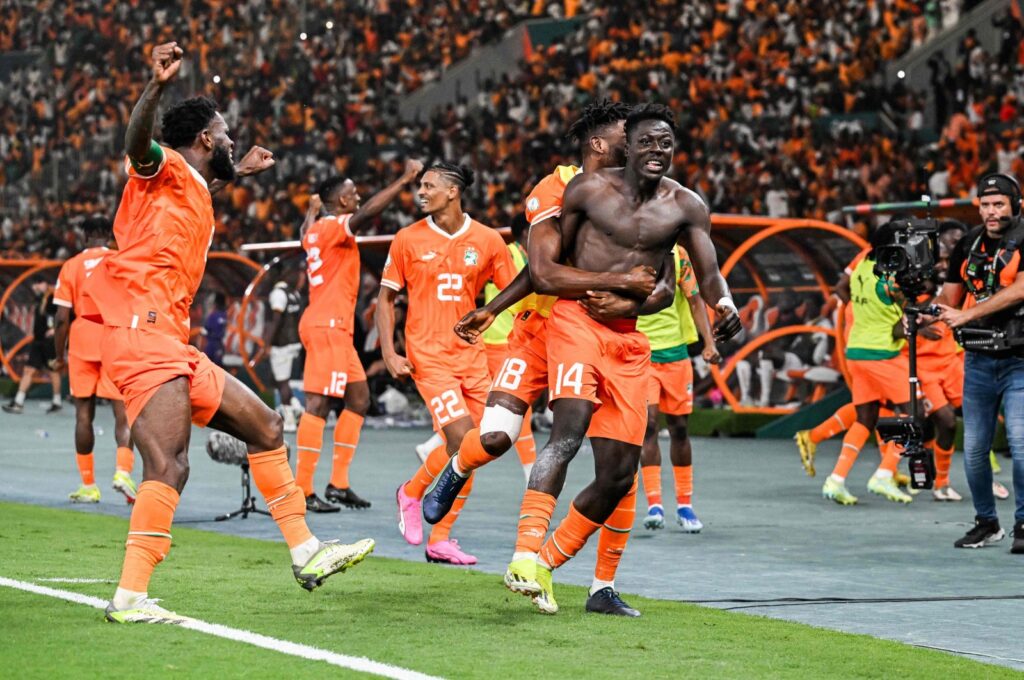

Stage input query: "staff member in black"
[{"left": 937, "top": 173, "right": 1024, "bottom": 554}]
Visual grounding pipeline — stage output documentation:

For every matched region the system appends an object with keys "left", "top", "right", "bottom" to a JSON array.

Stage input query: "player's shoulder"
[
  {"left": 392, "top": 218, "right": 430, "bottom": 246},
  {"left": 663, "top": 178, "right": 707, "bottom": 210}
]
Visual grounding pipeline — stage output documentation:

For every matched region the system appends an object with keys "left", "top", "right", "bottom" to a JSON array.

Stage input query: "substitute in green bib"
[
  {"left": 637, "top": 245, "right": 720, "bottom": 533},
  {"left": 822, "top": 222, "right": 913, "bottom": 506}
]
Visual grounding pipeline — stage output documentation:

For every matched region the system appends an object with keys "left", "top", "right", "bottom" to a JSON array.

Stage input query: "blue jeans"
[{"left": 962, "top": 352, "right": 1024, "bottom": 523}]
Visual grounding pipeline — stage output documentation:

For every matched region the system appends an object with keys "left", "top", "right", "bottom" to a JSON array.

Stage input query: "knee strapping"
[{"left": 480, "top": 405, "right": 524, "bottom": 450}]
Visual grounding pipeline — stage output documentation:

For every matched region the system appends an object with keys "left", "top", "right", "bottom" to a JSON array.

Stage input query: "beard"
[{"left": 211, "top": 144, "right": 236, "bottom": 181}]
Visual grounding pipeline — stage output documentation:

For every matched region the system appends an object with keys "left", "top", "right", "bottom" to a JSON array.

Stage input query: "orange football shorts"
[
  {"left": 299, "top": 325, "right": 367, "bottom": 398},
  {"left": 546, "top": 300, "right": 650, "bottom": 446},
  {"left": 101, "top": 326, "right": 226, "bottom": 427}
]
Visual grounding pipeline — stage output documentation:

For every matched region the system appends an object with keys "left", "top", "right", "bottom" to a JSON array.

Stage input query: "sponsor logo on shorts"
[{"left": 147, "top": 311, "right": 157, "bottom": 324}]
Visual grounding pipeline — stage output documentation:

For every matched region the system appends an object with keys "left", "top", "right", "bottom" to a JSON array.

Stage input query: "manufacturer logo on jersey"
[
  {"left": 527, "top": 197, "right": 539, "bottom": 213},
  {"left": 420, "top": 250, "right": 439, "bottom": 262},
  {"left": 464, "top": 247, "right": 479, "bottom": 266}
]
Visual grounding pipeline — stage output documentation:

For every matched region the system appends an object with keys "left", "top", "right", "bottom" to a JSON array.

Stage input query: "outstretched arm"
[
  {"left": 125, "top": 42, "right": 182, "bottom": 174},
  {"left": 300, "top": 194, "right": 322, "bottom": 239},
  {"left": 349, "top": 159, "right": 424, "bottom": 234},
  {"left": 454, "top": 265, "right": 534, "bottom": 343}
]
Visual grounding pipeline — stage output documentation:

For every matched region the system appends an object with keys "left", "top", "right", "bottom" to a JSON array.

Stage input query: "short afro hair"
[
  {"left": 429, "top": 162, "right": 475, "bottom": 191},
  {"left": 624, "top": 103, "right": 676, "bottom": 140},
  {"left": 316, "top": 176, "right": 351, "bottom": 202},
  {"left": 81, "top": 214, "right": 112, "bottom": 239},
  {"left": 566, "top": 99, "right": 632, "bottom": 145},
  {"left": 160, "top": 96, "right": 219, "bottom": 149}
]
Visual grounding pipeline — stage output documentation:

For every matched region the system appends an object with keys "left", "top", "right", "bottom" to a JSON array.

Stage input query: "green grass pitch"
[{"left": 0, "top": 502, "right": 1017, "bottom": 679}]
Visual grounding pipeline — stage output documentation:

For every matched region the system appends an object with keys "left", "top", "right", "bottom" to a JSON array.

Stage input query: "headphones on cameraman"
[{"left": 978, "top": 173, "right": 1022, "bottom": 216}]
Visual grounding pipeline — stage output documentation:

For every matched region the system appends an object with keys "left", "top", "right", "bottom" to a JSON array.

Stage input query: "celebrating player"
[
  {"left": 52, "top": 215, "right": 136, "bottom": 504},
  {"left": 293, "top": 159, "right": 423, "bottom": 512},
  {"left": 378, "top": 162, "right": 514, "bottom": 565},
  {"left": 81, "top": 42, "right": 373, "bottom": 624},
  {"left": 508, "top": 104, "right": 741, "bottom": 616},
  {"left": 426, "top": 101, "right": 668, "bottom": 613}
]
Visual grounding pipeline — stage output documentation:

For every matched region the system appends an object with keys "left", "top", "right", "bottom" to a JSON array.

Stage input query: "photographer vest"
[
  {"left": 960, "top": 221, "right": 1024, "bottom": 308},
  {"left": 845, "top": 257, "right": 906, "bottom": 360}
]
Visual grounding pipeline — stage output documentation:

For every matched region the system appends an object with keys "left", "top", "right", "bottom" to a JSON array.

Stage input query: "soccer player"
[
  {"left": 426, "top": 101, "right": 662, "bottom": 612},
  {"left": 378, "top": 162, "right": 514, "bottom": 565},
  {"left": 51, "top": 215, "right": 136, "bottom": 504},
  {"left": 81, "top": 42, "right": 373, "bottom": 624},
  {"left": 3, "top": 280, "right": 62, "bottom": 414},
  {"left": 821, "top": 222, "right": 913, "bottom": 505},
  {"left": 294, "top": 159, "right": 423, "bottom": 512},
  {"left": 480, "top": 213, "right": 536, "bottom": 482},
  {"left": 638, "top": 245, "right": 720, "bottom": 532},
  {"left": 511, "top": 104, "right": 741, "bottom": 616}
]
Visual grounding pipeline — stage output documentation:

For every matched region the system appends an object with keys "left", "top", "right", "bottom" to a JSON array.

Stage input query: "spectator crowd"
[{"left": 1, "top": 0, "right": 1021, "bottom": 260}]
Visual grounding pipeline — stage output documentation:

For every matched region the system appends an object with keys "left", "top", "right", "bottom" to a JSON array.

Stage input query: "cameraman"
[{"left": 937, "top": 173, "right": 1024, "bottom": 553}]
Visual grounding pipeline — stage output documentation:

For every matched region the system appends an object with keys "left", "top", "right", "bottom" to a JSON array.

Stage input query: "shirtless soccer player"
[
  {"left": 82, "top": 43, "right": 373, "bottom": 624},
  {"left": 512, "top": 104, "right": 741, "bottom": 616},
  {"left": 294, "top": 159, "right": 423, "bottom": 513},
  {"left": 425, "top": 101, "right": 672, "bottom": 614},
  {"left": 52, "top": 215, "right": 136, "bottom": 505},
  {"left": 378, "top": 162, "right": 514, "bottom": 565}
]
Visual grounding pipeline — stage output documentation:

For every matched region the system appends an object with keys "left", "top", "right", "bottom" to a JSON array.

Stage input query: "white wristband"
[{"left": 717, "top": 297, "right": 737, "bottom": 313}]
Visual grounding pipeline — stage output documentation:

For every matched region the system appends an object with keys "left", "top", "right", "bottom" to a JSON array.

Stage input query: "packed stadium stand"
[{"left": 2, "top": 0, "right": 1018, "bottom": 260}]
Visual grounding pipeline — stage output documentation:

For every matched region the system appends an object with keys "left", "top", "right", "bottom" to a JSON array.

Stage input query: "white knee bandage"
[{"left": 480, "top": 404, "right": 525, "bottom": 444}]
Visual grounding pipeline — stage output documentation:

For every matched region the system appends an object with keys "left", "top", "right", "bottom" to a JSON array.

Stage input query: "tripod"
[
  {"left": 877, "top": 303, "right": 937, "bottom": 489},
  {"left": 214, "top": 462, "right": 273, "bottom": 522}
]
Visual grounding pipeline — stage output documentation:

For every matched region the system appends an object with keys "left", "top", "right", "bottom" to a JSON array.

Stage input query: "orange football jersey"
[
  {"left": 300, "top": 214, "right": 360, "bottom": 332},
  {"left": 517, "top": 164, "right": 581, "bottom": 318},
  {"left": 53, "top": 246, "right": 111, "bottom": 362},
  {"left": 80, "top": 147, "right": 215, "bottom": 344},
  {"left": 381, "top": 215, "right": 514, "bottom": 371}
]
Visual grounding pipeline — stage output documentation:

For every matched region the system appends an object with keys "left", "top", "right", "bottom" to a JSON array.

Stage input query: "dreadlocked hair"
[
  {"left": 566, "top": 99, "right": 632, "bottom": 144},
  {"left": 429, "top": 162, "right": 475, "bottom": 191},
  {"left": 160, "top": 96, "right": 219, "bottom": 149},
  {"left": 624, "top": 102, "right": 676, "bottom": 140}
]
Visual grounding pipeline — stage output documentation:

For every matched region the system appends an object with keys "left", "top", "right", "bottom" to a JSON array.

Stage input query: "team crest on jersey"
[
  {"left": 420, "top": 250, "right": 438, "bottom": 262},
  {"left": 527, "top": 197, "right": 540, "bottom": 213},
  {"left": 464, "top": 247, "right": 479, "bottom": 266},
  {"left": 308, "top": 233, "right": 318, "bottom": 244}
]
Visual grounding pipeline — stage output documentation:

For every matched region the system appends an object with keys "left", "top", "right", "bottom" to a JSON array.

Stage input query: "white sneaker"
[
  {"left": 281, "top": 405, "right": 297, "bottom": 433},
  {"left": 932, "top": 485, "right": 963, "bottom": 502}
]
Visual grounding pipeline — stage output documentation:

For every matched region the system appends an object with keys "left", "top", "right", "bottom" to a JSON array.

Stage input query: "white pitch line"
[
  {"left": 0, "top": 577, "right": 442, "bottom": 680},
  {"left": 36, "top": 577, "right": 115, "bottom": 584}
]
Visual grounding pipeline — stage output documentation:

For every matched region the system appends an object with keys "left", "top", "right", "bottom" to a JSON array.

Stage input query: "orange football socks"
[
  {"left": 673, "top": 465, "right": 693, "bottom": 506},
  {"left": 514, "top": 489, "right": 557, "bottom": 555},
  {"left": 594, "top": 477, "right": 637, "bottom": 581},
  {"left": 539, "top": 503, "right": 601, "bottom": 570},
  {"left": 329, "top": 410, "right": 363, "bottom": 489},
  {"left": 76, "top": 452, "right": 95, "bottom": 486},
  {"left": 831, "top": 422, "right": 871, "bottom": 479},
  {"left": 118, "top": 480, "right": 178, "bottom": 592},
  {"left": 404, "top": 443, "right": 449, "bottom": 499},
  {"left": 115, "top": 447, "right": 134, "bottom": 474},
  {"left": 640, "top": 464, "right": 662, "bottom": 508},
  {"left": 810, "top": 403, "right": 856, "bottom": 444},
  {"left": 249, "top": 446, "right": 314, "bottom": 549},
  {"left": 295, "top": 413, "right": 325, "bottom": 496}
]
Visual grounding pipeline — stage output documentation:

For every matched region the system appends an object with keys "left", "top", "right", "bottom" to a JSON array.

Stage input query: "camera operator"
[{"left": 936, "top": 174, "right": 1024, "bottom": 553}]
